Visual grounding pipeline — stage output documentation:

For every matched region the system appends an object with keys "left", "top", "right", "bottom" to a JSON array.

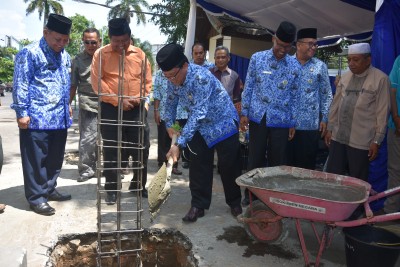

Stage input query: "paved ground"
[{"left": 0, "top": 93, "right": 349, "bottom": 267}]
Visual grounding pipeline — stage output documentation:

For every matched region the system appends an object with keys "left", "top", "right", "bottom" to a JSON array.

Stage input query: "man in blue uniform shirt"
[
  {"left": 240, "top": 21, "right": 301, "bottom": 205},
  {"left": 287, "top": 28, "right": 333, "bottom": 170},
  {"left": 156, "top": 43, "right": 243, "bottom": 222},
  {"left": 11, "top": 14, "right": 73, "bottom": 215}
]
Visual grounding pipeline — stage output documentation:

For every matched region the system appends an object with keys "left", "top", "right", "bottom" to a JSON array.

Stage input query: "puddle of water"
[{"left": 216, "top": 226, "right": 297, "bottom": 259}]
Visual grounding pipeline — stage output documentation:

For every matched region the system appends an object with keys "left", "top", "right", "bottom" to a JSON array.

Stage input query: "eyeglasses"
[
  {"left": 298, "top": 41, "right": 318, "bottom": 48},
  {"left": 84, "top": 40, "right": 98, "bottom": 45},
  {"left": 164, "top": 67, "right": 182, "bottom": 81}
]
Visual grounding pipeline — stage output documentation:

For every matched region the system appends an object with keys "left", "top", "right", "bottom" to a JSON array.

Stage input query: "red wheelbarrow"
[{"left": 236, "top": 166, "right": 400, "bottom": 267}]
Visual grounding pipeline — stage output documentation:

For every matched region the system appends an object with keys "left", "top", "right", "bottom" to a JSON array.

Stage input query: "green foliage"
[
  {"left": 132, "top": 36, "right": 154, "bottom": 71},
  {"left": 171, "top": 121, "right": 182, "bottom": 132},
  {"left": 23, "top": 0, "right": 64, "bottom": 27},
  {"left": 20, "top": 39, "right": 33, "bottom": 47},
  {"left": 150, "top": 0, "right": 189, "bottom": 43},
  {"left": 106, "top": 0, "right": 149, "bottom": 24},
  {"left": 0, "top": 58, "right": 14, "bottom": 83},
  {"left": 100, "top": 26, "right": 110, "bottom": 45},
  {"left": 0, "top": 47, "right": 18, "bottom": 82},
  {"left": 66, "top": 14, "right": 95, "bottom": 57}
]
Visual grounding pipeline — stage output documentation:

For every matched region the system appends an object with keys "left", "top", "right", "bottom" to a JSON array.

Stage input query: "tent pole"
[{"left": 184, "top": 0, "right": 197, "bottom": 59}]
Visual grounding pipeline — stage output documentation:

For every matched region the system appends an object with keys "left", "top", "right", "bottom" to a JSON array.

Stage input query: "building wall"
[{"left": 208, "top": 35, "right": 271, "bottom": 62}]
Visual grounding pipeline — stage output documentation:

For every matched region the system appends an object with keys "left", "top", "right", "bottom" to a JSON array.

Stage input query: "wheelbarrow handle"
[{"left": 368, "top": 185, "right": 400, "bottom": 203}]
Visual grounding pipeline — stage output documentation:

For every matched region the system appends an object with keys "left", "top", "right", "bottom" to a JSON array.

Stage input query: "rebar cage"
[{"left": 95, "top": 48, "right": 148, "bottom": 266}]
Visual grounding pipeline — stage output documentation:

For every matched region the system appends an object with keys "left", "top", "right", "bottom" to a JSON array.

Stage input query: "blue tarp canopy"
[{"left": 196, "top": 0, "right": 376, "bottom": 46}]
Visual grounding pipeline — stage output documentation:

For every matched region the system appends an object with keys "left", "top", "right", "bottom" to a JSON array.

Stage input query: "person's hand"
[
  {"left": 288, "top": 127, "right": 295, "bottom": 140},
  {"left": 69, "top": 105, "right": 73, "bottom": 118},
  {"left": 144, "top": 102, "right": 149, "bottom": 111},
  {"left": 154, "top": 109, "right": 161, "bottom": 125},
  {"left": 319, "top": 122, "right": 327, "bottom": 137},
  {"left": 368, "top": 142, "right": 379, "bottom": 161},
  {"left": 334, "top": 75, "right": 341, "bottom": 87},
  {"left": 17, "top": 116, "right": 30, "bottom": 129},
  {"left": 240, "top": 116, "right": 249, "bottom": 131},
  {"left": 166, "top": 144, "right": 180, "bottom": 164},
  {"left": 166, "top": 127, "right": 180, "bottom": 139},
  {"left": 324, "top": 131, "right": 332, "bottom": 147}
]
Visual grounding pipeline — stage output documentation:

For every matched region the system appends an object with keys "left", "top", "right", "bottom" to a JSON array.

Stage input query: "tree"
[
  {"left": 0, "top": 47, "right": 19, "bottom": 82},
  {"left": 106, "top": 0, "right": 149, "bottom": 24},
  {"left": 23, "top": 0, "right": 64, "bottom": 28},
  {"left": 132, "top": 36, "right": 154, "bottom": 71},
  {"left": 150, "top": 0, "right": 189, "bottom": 43},
  {"left": 66, "top": 14, "right": 95, "bottom": 57}
]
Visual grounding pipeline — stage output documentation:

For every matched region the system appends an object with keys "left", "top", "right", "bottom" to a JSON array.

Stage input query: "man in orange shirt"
[{"left": 91, "top": 18, "right": 152, "bottom": 204}]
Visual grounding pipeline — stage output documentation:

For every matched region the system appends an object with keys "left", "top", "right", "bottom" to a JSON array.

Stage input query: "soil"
[{"left": 47, "top": 228, "right": 198, "bottom": 267}]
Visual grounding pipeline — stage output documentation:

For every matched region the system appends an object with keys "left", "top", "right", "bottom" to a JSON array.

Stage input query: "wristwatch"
[{"left": 373, "top": 140, "right": 381, "bottom": 146}]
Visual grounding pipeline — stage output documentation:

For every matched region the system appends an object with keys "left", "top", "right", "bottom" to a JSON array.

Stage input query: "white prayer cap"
[{"left": 348, "top": 43, "right": 371, "bottom": 54}]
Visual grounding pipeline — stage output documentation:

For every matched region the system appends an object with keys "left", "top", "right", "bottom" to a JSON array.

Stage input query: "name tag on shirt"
[{"left": 262, "top": 71, "right": 272, "bottom": 75}]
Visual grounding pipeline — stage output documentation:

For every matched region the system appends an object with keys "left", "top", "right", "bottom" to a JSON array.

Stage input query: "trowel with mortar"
[{"left": 148, "top": 133, "right": 177, "bottom": 219}]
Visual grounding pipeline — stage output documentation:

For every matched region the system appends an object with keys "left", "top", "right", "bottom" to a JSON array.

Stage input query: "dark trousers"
[
  {"left": 19, "top": 129, "right": 67, "bottom": 205},
  {"left": 101, "top": 102, "right": 149, "bottom": 191},
  {"left": 188, "top": 132, "right": 242, "bottom": 209},
  {"left": 287, "top": 130, "right": 320, "bottom": 170},
  {"left": 247, "top": 117, "right": 289, "bottom": 170},
  {"left": 245, "top": 117, "right": 289, "bottom": 200},
  {"left": 326, "top": 140, "right": 369, "bottom": 181},
  {"left": 157, "top": 120, "right": 179, "bottom": 168},
  {"left": 177, "top": 119, "right": 190, "bottom": 163}
]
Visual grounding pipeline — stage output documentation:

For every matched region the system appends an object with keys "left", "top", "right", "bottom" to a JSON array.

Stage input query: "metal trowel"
[{"left": 148, "top": 134, "right": 177, "bottom": 219}]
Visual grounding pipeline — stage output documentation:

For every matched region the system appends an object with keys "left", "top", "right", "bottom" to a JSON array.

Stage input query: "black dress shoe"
[
  {"left": 105, "top": 192, "right": 116, "bottom": 205},
  {"left": 142, "top": 189, "right": 148, "bottom": 198},
  {"left": 241, "top": 198, "right": 250, "bottom": 207},
  {"left": 48, "top": 190, "right": 71, "bottom": 201},
  {"left": 30, "top": 202, "right": 55, "bottom": 216},
  {"left": 182, "top": 207, "right": 204, "bottom": 222},
  {"left": 231, "top": 205, "right": 243, "bottom": 217}
]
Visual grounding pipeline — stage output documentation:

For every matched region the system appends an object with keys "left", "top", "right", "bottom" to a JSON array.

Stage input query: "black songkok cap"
[
  {"left": 108, "top": 18, "right": 131, "bottom": 36},
  {"left": 275, "top": 21, "right": 296, "bottom": 43},
  {"left": 297, "top": 28, "right": 317, "bottom": 40},
  {"left": 156, "top": 43, "right": 189, "bottom": 71},
  {"left": 46, "top": 14, "right": 72, "bottom": 35}
]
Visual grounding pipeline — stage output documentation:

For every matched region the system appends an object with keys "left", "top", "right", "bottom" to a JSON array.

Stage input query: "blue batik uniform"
[
  {"left": 241, "top": 49, "right": 300, "bottom": 128},
  {"left": 12, "top": 37, "right": 72, "bottom": 129},
  {"left": 153, "top": 69, "right": 188, "bottom": 121},
  {"left": 11, "top": 37, "right": 72, "bottom": 206},
  {"left": 242, "top": 49, "right": 301, "bottom": 174},
  {"left": 164, "top": 63, "right": 239, "bottom": 148},
  {"left": 164, "top": 63, "right": 242, "bottom": 210},
  {"left": 287, "top": 55, "right": 333, "bottom": 170},
  {"left": 294, "top": 57, "right": 332, "bottom": 130}
]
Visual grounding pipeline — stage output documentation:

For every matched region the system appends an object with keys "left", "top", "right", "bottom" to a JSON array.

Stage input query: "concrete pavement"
[{"left": 0, "top": 93, "right": 347, "bottom": 267}]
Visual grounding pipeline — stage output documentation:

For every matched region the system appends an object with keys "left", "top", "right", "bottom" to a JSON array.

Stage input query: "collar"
[
  {"left": 211, "top": 66, "right": 231, "bottom": 74},
  {"left": 353, "top": 66, "right": 371, "bottom": 78}
]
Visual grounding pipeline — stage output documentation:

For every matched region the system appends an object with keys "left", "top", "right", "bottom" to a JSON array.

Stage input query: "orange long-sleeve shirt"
[{"left": 91, "top": 44, "right": 152, "bottom": 106}]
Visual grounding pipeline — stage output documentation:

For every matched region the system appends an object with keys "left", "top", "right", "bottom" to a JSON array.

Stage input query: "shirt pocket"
[{"left": 358, "top": 89, "right": 376, "bottom": 111}]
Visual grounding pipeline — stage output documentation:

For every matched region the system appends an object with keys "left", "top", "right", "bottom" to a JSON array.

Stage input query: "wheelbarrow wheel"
[{"left": 243, "top": 200, "right": 289, "bottom": 244}]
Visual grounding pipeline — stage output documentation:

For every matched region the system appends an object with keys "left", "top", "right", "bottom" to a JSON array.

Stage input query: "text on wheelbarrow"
[{"left": 270, "top": 197, "right": 326, "bottom": 214}]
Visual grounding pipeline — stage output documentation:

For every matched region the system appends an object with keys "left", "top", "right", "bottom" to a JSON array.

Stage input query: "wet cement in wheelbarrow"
[
  {"left": 248, "top": 174, "right": 366, "bottom": 202},
  {"left": 216, "top": 226, "right": 297, "bottom": 259}
]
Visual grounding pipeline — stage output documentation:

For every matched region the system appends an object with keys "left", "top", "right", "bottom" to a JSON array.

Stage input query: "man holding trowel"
[{"left": 156, "top": 43, "right": 243, "bottom": 223}]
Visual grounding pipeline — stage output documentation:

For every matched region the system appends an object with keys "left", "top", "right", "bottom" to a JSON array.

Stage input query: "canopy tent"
[{"left": 184, "top": 0, "right": 400, "bottom": 211}]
